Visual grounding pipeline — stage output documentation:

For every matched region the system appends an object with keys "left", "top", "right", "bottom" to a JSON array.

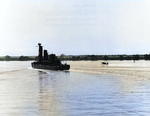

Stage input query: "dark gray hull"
[{"left": 31, "top": 62, "right": 70, "bottom": 70}]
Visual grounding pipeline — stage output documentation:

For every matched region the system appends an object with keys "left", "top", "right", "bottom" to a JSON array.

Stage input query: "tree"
[
  {"left": 133, "top": 54, "right": 140, "bottom": 60},
  {"left": 60, "top": 54, "right": 65, "bottom": 60},
  {"left": 19, "top": 56, "right": 29, "bottom": 61},
  {"left": 144, "top": 54, "right": 150, "bottom": 60},
  {"left": 119, "top": 55, "right": 124, "bottom": 60},
  {"left": 103, "top": 55, "right": 108, "bottom": 60},
  {"left": 5, "top": 55, "right": 11, "bottom": 61}
]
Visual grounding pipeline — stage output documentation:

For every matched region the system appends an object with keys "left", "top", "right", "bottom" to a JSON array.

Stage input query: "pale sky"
[{"left": 0, "top": 0, "right": 150, "bottom": 56}]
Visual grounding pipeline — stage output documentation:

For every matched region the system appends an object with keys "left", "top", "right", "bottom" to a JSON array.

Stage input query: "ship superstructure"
[{"left": 31, "top": 43, "right": 70, "bottom": 70}]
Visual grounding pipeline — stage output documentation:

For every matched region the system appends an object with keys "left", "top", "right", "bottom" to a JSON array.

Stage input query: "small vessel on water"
[
  {"left": 31, "top": 43, "right": 70, "bottom": 70},
  {"left": 101, "top": 62, "right": 109, "bottom": 65}
]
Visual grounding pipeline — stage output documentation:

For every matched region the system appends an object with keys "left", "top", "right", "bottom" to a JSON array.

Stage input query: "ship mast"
[{"left": 38, "top": 43, "right": 43, "bottom": 63}]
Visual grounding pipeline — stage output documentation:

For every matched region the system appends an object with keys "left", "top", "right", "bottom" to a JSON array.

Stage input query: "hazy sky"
[{"left": 0, "top": 0, "right": 150, "bottom": 56}]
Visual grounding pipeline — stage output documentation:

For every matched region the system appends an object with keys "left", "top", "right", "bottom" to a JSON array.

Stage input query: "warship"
[{"left": 31, "top": 43, "right": 70, "bottom": 70}]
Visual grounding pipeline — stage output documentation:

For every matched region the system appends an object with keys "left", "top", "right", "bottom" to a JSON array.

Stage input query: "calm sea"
[{"left": 0, "top": 61, "right": 150, "bottom": 116}]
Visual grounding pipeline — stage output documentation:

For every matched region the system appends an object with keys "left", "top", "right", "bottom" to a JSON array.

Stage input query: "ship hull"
[{"left": 31, "top": 62, "right": 70, "bottom": 70}]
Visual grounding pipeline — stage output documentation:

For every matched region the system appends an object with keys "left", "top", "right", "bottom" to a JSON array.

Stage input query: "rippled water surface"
[{"left": 0, "top": 61, "right": 150, "bottom": 116}]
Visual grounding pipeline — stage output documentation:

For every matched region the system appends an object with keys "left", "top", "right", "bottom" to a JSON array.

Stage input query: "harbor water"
[{"left": 0, "top": 61, "right": 150, "bottom": 115}]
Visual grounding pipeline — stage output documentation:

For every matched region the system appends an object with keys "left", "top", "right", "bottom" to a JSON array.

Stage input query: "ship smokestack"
[
  {"left": 44, "top": 50, "right": 48, "bottom": 60},
  {"left": 38, "top": 43, "right": 43, "bottom": 63}
]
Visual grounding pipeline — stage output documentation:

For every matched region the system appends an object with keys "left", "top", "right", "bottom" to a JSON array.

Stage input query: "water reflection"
[{"left": 38, "top": 70, "right": 65, "bottom": 116}]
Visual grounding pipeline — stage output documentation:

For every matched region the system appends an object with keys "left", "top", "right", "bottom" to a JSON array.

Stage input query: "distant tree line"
[
  {"left": 58, "top": 54, "right": 150, "bottom": 61},
  {"left": 0, "top": 54, "right": 150, "bottom": 61},
  {"left": 0, "top": 55, "right": 35, "bottom": 61}
]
